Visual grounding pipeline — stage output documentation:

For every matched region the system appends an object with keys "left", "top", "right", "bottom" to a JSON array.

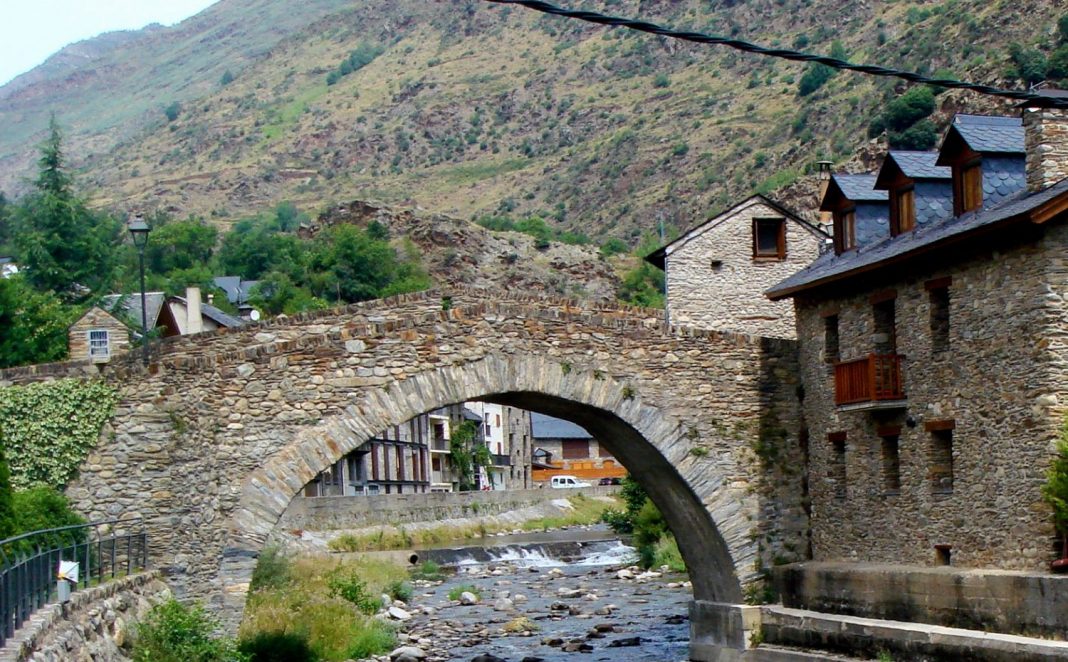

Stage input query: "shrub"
[
  {"left": 11, "top": 487, "right": 86, "bottom": 550},
  {"left": 1008, "top": 43, "right": 1048, "bottom": 85},
  {"left": 411, "top": 559, "right": 444, "bottom": 580},
  {"left": 164, "top": 102, "right": 181, "bottom": 123},
  {"left": 249, "top": 546, "right": 290, "bottom": 592},
  {"left": 0, "top": 444, "right": 14, "bottom": 541},
  {"left": 238, "top": 631, "right": 318, "bottom": 662},
  {"left": 652, "top": 73, "right": 670, "bottom": 88},
  {"left": 1043, "top": 420, "right": 1068, "bottom": 558},
  {"left": 599, "top": 237, "right": 629, "bottom": 257},
  {"left": 1060, "top": 14, "right": 1068, "bottom": 44},
  {"left": 133, "top": 600, "right": 247, "bottom": 662},
  {"left": 386, "top": 580, "right": 413, "bottom": 602},
  {"left": 327, "top": 569, "right": 380, "bottom": 614},
  {"left": 889, "top": 119, "right": 939, "bottom": 150},
  {"left": 1049, "top": 45, "right": 1068, "bottom": 80}
]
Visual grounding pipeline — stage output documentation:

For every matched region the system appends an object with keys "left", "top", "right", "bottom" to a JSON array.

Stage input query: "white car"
[{"left": 550, "top": 475, "right": 592, "bottom": 489}]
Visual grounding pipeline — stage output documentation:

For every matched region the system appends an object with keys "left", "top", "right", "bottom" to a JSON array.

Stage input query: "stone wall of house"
[
  {"left": 68, "top": 308, "right": 131, "bottom": 363},
  {"left": 795, "top": 223, "right": 1068, "bottom": 571},
  {"left": 0, "top": 572, "right": 170, "bottom": 662},
  {"left": 277, "top": 485, "right": 619, "bottom": 532},
  {"left": 4, "top": 288, "right": 806, "bottom": 622},
  {"left": 665, "top": 201, "right": 823, "bottom": 339}
]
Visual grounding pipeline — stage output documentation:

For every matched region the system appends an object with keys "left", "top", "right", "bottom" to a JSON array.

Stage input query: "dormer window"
[
  {"left": 890, "top": 185, "right": 916, "bottom": 236},
  {"left": 955, "top": 158, "right": 983, "bottom": 214},
  {"left": 833, "top": 207, "right": 856, "bottom": 254},
  {"left": 753, "top": 218, "right": 786, "bottom": 260}
]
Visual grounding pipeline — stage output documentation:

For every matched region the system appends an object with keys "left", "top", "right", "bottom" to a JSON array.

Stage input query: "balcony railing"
[
  {"left": 430, "top": 438, "right": 449, "bottom": 452},
  {"left": 834, "top": 353, "right": 904, "bottom": 406},
  {"left": 492, "top": 454, "right": 511, "bottom": 467}
]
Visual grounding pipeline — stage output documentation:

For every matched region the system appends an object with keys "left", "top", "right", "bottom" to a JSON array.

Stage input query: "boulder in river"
[
  {"left": 389, "top": 645, "right": 427, "bottom": 661},
  {"left": 460, "top": 591, "right": 480, "bottom": 605}
]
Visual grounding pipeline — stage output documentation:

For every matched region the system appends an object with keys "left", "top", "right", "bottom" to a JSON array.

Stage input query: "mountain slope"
[{"left": 0, "top": 0, "right": 1062, "bottom": 245}]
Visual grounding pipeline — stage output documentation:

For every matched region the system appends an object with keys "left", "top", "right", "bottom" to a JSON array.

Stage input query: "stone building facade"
[
  {"left": 647, "top": 195, "right": 828, "bottom": 339},
  {"left": 769, "top": 104, "right": 1068, "bottom": 572},
  {"left": 68, "top": 308, "right": 130, "bottom": 363}
]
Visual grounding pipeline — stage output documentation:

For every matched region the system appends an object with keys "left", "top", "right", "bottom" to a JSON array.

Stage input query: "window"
[
  {"left": 891, "top": 186, "right": 916, "bottom": 235},
  {"left": 753, "top": 218, "right": 786, "bottom": 259},
  {"left": 881, "top": 435, "right": 901, "bottom": 494},
  {"left": 88, "top": 329, "right": 110, "bottom": 362},
  {"left": 833, "top": 208, "right": 856, "bottom": 254},
  {"left": 872, "top": 296, "right": 897, "bottom": 354},
  {"left": 954, "top": 159, "right": 983, "bottom": 215},
  {"left": 928, "top": 283, "right": 950, "bottom": 353},
  {"left": 824, "top": 314, "right": 840, "bottom": 363},
  {"left": 929, "top": 427, "right": 954, "bottom": 494},
  {"left": 829, "top": 433, "right": 847, "bottom": 500}
]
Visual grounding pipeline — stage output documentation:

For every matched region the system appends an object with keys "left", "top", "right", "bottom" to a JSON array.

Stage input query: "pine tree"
[{"left": 1043, "top": 421, "right": 1068, "bottom": 561}]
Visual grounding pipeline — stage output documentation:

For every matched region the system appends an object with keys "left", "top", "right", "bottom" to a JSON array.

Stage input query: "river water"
[{"left": 396, "top": 527, "right": 692, "bottom": 662}]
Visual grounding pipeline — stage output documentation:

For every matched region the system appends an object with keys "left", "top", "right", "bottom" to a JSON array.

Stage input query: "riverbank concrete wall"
[
  {"left": 773, "top": 562, "right": 1068, "bottom": 638},
  {"left": 277, "top": 485, "right": 620, "bottom": 532}
]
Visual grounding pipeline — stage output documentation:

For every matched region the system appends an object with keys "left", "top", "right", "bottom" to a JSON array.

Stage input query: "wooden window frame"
[
  {"left": 753, "top": 217, "right": 787, "bottom": 260},
  {"left": 832, "top": 207, "right": 856, "bottom": 254},
  {"left": 890, "top": 184, "right": 916, "bottom": 236},
  {"left": 953, "top": 156, "right": 983, "bottom": 215}
]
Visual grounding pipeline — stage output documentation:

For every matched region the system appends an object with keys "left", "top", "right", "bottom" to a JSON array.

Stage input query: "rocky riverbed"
[{"left": 362, "top": 542, "right": 692, "bottom": 662}]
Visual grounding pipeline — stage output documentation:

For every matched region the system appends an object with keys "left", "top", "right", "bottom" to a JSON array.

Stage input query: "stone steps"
[{"left": 761, "top": 605, "right": 1068, "bottom": 662}]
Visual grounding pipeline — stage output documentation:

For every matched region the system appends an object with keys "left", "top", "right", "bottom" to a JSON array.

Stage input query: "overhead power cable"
[{"left": 484, "top": 0, "right": 1068, "bottom": 109}]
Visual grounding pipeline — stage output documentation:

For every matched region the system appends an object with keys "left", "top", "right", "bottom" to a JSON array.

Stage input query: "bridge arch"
[{"left": 221, "top": 351, "right": 750, "bottom": 619}]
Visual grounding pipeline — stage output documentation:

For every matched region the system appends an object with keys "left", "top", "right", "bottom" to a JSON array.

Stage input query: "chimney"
[
  {"left": 186, "top": 286, "right": 203, "bottom": 334},
  {"left": 1023, "top": 105, "right": 1068, "bottom": 192},
  {"left": 206, "top": 293, "right": 214, "bottom": 306},
  {"left": 816, "top": 160, "right": 834, "bottom": 230}
]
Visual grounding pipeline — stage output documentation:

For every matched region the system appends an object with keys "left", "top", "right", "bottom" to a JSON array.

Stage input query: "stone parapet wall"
[
  {"left": 795, "top": 223, "right": 1068, "bottom": 570},
  {"left": 277, "top": 485, "right": 620, "bottom": 532},
  {"left": 0, "top": 572, "right": 170, "bottom": 662},
  {"left": 1024, "top": 107, "right": 1068, "bottom": 192},
  {"left": 772, "top": 562, "right": 1068, "bottom": 638}
]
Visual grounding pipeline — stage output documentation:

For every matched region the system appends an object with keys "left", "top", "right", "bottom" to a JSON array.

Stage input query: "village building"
[
  {"left": 645, "top": 195, "right": 828, "bottom": 338},
  {"left": 529, "top": 412, "right": 626, "bottom": 484},
  {"left": 767, "top": 101, "right": 1068, "bottom": 573},
  {"left": 821, "top": 173, "right": 889, "bottom": 254},
  {"left": 68, "top": 307, "right": 131, "bottom": 363}
]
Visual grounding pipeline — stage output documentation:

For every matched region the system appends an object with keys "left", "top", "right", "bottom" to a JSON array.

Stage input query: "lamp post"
[{"left": 127, "top": 215, "right": 151, "bottom": 366}]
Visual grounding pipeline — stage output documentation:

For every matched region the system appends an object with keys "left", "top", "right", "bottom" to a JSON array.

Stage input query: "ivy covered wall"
[{"left": 0, "top": 379, "right": 118, "bottom": 489}]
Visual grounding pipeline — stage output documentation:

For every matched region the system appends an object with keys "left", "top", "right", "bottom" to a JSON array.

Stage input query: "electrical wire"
[{"left": 484, "top": 0, "right": 1068, "bottom": 109}]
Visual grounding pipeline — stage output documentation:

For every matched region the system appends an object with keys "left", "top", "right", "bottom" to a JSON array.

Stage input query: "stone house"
[
  {"left": 465, "top": 401, "right": 533, "bottom": 491},
  {"left": 646, "top": 195, "right": 828, "bottom": 338},
  {"left": 820, "top": 173, "right": 889, "bottom": 253},
  {"left": 68, "top": 307, "right": 131, "bottom": 363},
  {"left": 767, "top": 102, "right": 1068, "bottom": 572}
]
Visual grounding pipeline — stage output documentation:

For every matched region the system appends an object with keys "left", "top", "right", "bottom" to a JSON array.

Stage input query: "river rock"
[
  {"left": 460, "top": 591, "right": 480, "bottom": 605},
  {"left": 513, "top": 593, "right": 528, "bottom": 603},
  {"left": 471, "top": 655, "right": 507, "bottom": 662},
  {"left": 520, "top": 658, "right": 546, "bottom": 662},
  {"left": 594, "top": 606, "right": 613, "bottom": 615},
  {"left": 593, "top": 623, "right": 615, "bottom": 632},
  {"left": 562, "top": 641, "right": 593, "bottom": 653},
  {"left": 547, "top": 568, "right": 564, "bottom": 578},
  {"left": 616, "top": 569, "right": 634, "bottom": 580},
  {"left": 389, "top": 646, "right": 427, "bottom": 661},
  {"left": 494, "top": 597, "right": 514, "bottom": 611},
  {"left": 607, "top": 636, "right": 642, "bottom": 647},
  {"left": 382, "top": 593, "right": 393, "bottom": 607},
  {"left": 388, "top": 606, "right": 412, "bottom": 621},
  {"left": 557, "top": 587, "right": 583, "bottom": 598},
  {"left": 549, "top": 601, "right": 569, "bottom": 611}
]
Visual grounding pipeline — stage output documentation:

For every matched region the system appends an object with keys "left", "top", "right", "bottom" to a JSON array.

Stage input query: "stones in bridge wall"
[
  {"left": 794, "top": 223, "right": 1068, "bottom": 570},
  {"left": 664, "top": 200, "right": 824, "bottom": 339},
  {"left": 42, "top": 288, "right": 805, "bottom": 618},
  {"left": 276, "top": 485, "right": 620, "bottom": 532},
  {"left": 772, "top": 562, "right": 1068, "bottom": 638},
  {"left": 0, "top": 572, "right": 170, "bottom": 662}
]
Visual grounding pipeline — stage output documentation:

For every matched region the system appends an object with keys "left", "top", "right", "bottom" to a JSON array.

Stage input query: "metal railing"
[
  {"left": 491, "top": 454, "right": 512, "bottom": 466},
  {"left": 0, "top": 518, "right": 148, "bottom": 647},
  {"left": 834, "top": 353, "right": 905, "bottom": 405}
]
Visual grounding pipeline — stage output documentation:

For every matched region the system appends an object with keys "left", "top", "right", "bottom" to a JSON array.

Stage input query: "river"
[{"left": 389, "top": 526, "right": 692, "bottom": 662}]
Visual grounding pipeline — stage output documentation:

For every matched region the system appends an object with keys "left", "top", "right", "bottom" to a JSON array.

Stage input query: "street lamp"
[{"left": 127, "top": 215, "right": 151, "bottom": 366}]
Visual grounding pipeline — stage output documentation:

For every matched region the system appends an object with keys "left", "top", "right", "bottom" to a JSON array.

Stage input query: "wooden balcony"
[{"left": 834, "top": 354, "right": 905, "bottom": 409}]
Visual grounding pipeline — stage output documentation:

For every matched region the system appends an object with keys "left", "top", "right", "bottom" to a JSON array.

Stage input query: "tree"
[
  {"left": 220, "top": 70, "right": 235, "bottom": 86},
  {"left": 798, "top": 41, "right": 847, "bottom": 97},
  {"left": 890, "top": 119, "right": 939, "bottom": 150},
  {"left": 0, "top": 191, "right": 11, "bottom": 254},
  {"left": 1049, "top": 45, "right": 1068, "bottom": 81},
  {"left": 144, "top": 217, "right": 218, "bottom": 276},
  {"left": 448, "top": 420, "right": 491, "bottom": 491},
  {"left": 164, "top": 102, "right": 182, "bottom": 122},
  {"left": 0, "top": 275, "right": 74, "bottom": 368},
  {"left": 13, "top": 118, "right": 121, "bottom": 299},
  {"left": 1059, "top": 14, "right": 1068, "bottom": 44},
  {"left": 0, "top": 441, "right": 15, "bottom": 541},
  {"left": 1008, "top": 43, "right": 1048, "bottom": 85}
]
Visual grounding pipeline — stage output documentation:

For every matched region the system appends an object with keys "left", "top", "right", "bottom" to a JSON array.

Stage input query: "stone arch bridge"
[{"left": 2, "top": 289, "right": 805, "bottom": 660}]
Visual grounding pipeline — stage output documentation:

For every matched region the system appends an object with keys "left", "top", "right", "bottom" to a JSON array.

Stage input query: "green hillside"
[{"left": 0, "top": 0, "right": 1063, "bottom": 245}]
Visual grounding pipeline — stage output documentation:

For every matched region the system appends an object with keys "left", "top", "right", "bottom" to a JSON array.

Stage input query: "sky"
[{"left": 0, "top": 0, "right": 220, "bottom": 87}]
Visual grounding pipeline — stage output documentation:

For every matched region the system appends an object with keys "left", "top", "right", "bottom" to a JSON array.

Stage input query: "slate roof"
[
  {"left": 100, "top": 293, "right": 167, "bottom": 331},
  {"left": 949, "top": 115, "right": 1025, "bottom": 155},
  {"left": 831, "top": 174, "right": 887, "bottom": 202},
  {"left": 884, "top": 151, "right": 950, "bottom": 181},
  {"left": 530, "top": 412, "right": 592, "bottom": 440},
  {"left": 213, "top": 276, "right": 259, "bottom": 306},
  {"left": 767, "top": 178, "right": 1068, "bottom": 300},
  {"left": 981, "top": 155, "right": 1028, "bottom": 204}
]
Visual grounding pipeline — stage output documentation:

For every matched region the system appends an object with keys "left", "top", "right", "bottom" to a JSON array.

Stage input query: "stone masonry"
[
  {"left": 661, "top": 197, "right": 826, "bottom": 339},
  {"left": 0, "top": 572, "right": 171, "bottom": 662},
  {"left": 1024, "top": 107, "right": 1068, "bottom": 192},
  {"left": 794, "top": 221, "right": 1068, "bottom": 571},
  {"left": 0, "top": 288, "right": 805, "bottom": 635}
]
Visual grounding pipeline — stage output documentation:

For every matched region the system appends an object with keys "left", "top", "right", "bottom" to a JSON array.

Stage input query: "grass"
[
  {"left": 651, "top": 535, "right": 687, "bottom": 573},
  {"left": 327, "top": 495, "right": 620, "bottom": 552},
  {"left": 240, "top": 552, "right": 408, "bottom": 662},
  {"left": 447, "top": 584, "right": 481, "bottom": 601}
]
